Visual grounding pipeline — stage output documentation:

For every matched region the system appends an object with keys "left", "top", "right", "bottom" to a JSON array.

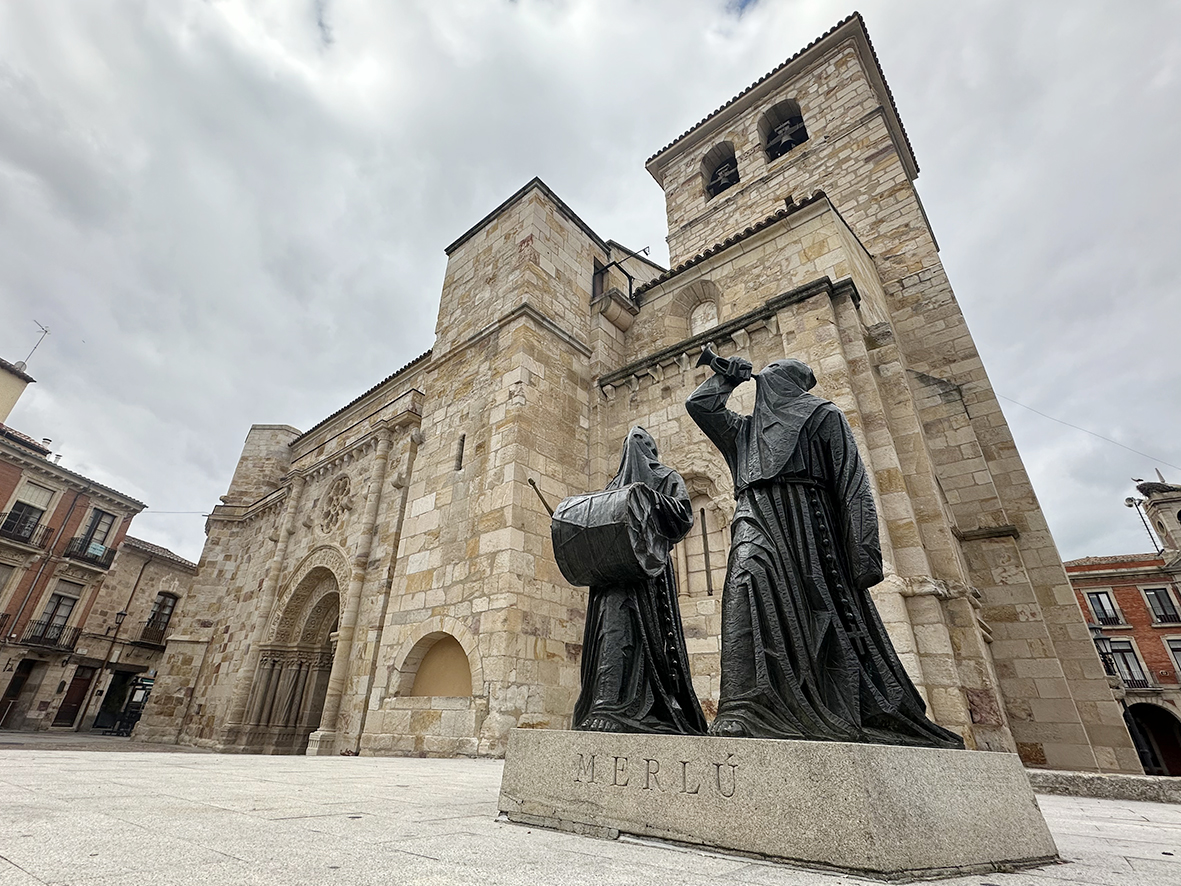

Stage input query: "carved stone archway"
[{"left": 241, "top": 561, "right": 344, "bottom": 754}]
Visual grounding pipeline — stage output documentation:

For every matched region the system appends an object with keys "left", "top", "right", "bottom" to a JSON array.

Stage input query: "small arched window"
[
  {"left": 701, "top": 141, "right": 739, "bottom": 199},
  {"left": 690, "top": 301, "right": 718, "bottom": 336},
  {"left": 759, "top": 99, "right": 809, "bottom": 161}
]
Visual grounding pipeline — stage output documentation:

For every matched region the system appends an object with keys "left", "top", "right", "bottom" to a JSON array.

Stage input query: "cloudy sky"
[{"left": 1, "top": 0, "right": 1178, "bottom": 565}]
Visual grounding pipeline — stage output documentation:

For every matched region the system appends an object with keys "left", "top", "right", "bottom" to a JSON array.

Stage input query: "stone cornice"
[
  {"left": 636, "top": 192, "right": 833, "bottom": 298},
  {"left": 435, "top": 301, "right": 592, "bottom": 370},
  {"left": 953, "top": 525, "right": 1021, "bottom": 542},
  {"left": 211, "top": 417, "right": 417, "bottom": 526},
  {"left": 598, "top": 277, "right": 856, "bottom": 393},
  {"left": 292, "top": 391, "right": 422, "bottom": 464}
]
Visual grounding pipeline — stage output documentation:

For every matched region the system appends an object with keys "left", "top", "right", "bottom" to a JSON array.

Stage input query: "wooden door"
[{"left": 52, "top": 666, "right": 96, "bottom": 727}]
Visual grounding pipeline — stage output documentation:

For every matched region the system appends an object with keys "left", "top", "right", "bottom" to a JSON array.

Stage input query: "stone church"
[{"left": 137, "top": 13, "right": 1142, "bottom": 773}]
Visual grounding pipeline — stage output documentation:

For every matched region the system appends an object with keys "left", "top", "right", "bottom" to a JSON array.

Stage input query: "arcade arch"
[{"left": 1125, "top": 701, "right": 1181, "bottom": 776}]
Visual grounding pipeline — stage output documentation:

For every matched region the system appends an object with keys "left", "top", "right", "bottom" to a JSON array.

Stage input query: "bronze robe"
[
  {"left": 573, "top": 428, "right": 706, "bottom": 735},
  {"left": 687, "top": 366, "right": 963, "bottom": 749}
]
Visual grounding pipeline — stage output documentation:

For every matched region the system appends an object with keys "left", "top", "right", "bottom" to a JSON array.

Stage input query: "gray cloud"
[{"left": 0, "top": 0, "right": 1177, "bottom": 563}]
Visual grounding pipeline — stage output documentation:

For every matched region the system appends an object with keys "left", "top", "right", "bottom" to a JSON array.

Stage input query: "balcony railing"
[
  {"left": 0, "top": 513, "right": 52, "bottom": 549},
  {"left": 62, "top": 536, "right": 117, "bottom": 568},
  {"left": 1094, "top": 614, "right": 1123, "bottom": 626},
  {"left": 20, "top": 618, "right": 81, "bottom": 652},
  {"left": 1122, "top": 677, "right": 1153, "bottom": 690},
  {"left": 135, "top": 617, "right": 171, "bottom": 648},
  {"left": 0, "top": 612, "right": 9, "bottom": 638}
]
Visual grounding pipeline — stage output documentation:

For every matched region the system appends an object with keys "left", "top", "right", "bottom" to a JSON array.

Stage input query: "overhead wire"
[{"left": 997, "top": 394, "right": 1181, "bottom": 472}]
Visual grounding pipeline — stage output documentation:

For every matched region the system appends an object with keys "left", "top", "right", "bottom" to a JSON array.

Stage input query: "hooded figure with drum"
[{"left": 549, "top": 427, "right": 707, "bottom": 735}]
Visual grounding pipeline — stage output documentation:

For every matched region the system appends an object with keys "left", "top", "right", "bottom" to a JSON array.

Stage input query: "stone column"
[
  {"left": 223, "top": 475, "right": 305, "bottom": 746},
  {"left": 306, "top": 427, "right": 392, "bottom": 755}
]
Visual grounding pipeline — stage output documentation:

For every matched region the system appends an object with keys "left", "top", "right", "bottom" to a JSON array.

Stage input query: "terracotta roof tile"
[
  {"left": 0, "top": 356, "right": 34, "bottom": 384},
  {"left": 645, "top": 12, "right": 918, "bottom": 176},
  {"left": 122, "top": 536, "right": 198, "bottom": 572},
  {"left": 1064, "top": 553, "right": 1163, "bottom": 568},
  {"left": 292, "top": 349, "right": 432, "bottom": 446},
  {"left": 0, "top": 421, "right": 50, "bottom": 455},
  {"left": 633, "top": 191, "right": 828, "bottom": 297}
]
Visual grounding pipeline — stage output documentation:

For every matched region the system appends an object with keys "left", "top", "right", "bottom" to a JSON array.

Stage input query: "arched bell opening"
[
  {"left": 759, "top": 98, "right": 809, "bottom": 162},
  {"left": 700, "top": 141, "right": 739, "bottom": 199},
  {"left": 242, "top": 567, "right": 341, "bottom": 754}
]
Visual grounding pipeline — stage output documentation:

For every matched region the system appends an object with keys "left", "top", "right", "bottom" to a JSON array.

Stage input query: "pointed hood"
[
  {"left": 607, "top": 426, "right": 677, "bottom": 492},
  {"left": 736, "top": 359, "right": 826, "bottom": 488}
]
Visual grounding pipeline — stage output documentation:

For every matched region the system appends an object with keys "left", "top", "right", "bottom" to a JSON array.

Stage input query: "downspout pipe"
[{"left": 74, "top": 552, "right": 153, "bottom": 731}]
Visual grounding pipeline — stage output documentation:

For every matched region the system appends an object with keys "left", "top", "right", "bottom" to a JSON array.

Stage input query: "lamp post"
[
  {"left": 1125, "top": 496, "right": 1163, "bottom": 555},
  {"left": 1090, "top": 622, "right": 1161, "bottom": 774},
  {"left": 1088, "top": 623, "right": 1116, "bottom": 677},
  {"left": 74, "top": 608, "right": 128, "bottom": 733}
]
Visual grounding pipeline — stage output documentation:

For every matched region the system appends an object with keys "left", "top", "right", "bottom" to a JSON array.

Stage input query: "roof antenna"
[{"left": 18, "top": 321, "right": 50, "bottom": 372}]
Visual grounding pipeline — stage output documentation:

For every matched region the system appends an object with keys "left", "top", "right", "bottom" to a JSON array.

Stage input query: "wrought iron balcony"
[
  {"left": 0, "top": 513, "right": 52, "bottom": 548},
  {"left": 62, "top": 536, "right": 117, "bottom": 568},
  {"left": 1122, "top": 676, "right": 1154, "bottom": 690},
  {"left": 135, "top": 616, "right": 171, "bottom": 648},
  {"left": 0, "top": 612, "right": 9, "bottom": 638},
  {"left": 1094, "top": 614, "right": 1123, "bottom": 626},
  {"left": 20, "top": 618, "right": 81, "bottom": 652}
]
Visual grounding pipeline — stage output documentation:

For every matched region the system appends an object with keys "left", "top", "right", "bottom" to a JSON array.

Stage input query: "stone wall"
[
  {"left": 138, "top": 15, "right": 1139, "bottom": 772},
  {"left": 640, "top": 20, "right": 1137, "bottom": 772}
]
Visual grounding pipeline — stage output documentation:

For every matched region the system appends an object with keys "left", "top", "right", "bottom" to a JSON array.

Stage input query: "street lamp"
[
  {"left": 114, "top": 610, "right": 127, "bottom": 627},
  {"left": 1125, "top": 495, "right": 1163, "bottom": 555},
  {"left": 1088, "top": 623, "right": 1116, "bottom": 677}
]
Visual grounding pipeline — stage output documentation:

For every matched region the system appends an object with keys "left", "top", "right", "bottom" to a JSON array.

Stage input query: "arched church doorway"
[
  {"left": 242, "top": 568, "right": 340, "bottom": 754},
  {"left": 1125, "top": 702, "right": 1181, "bottom": 776}
]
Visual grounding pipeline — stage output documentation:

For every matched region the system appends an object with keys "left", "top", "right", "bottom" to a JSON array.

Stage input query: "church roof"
[
  {"left": 122, "top": 535, "right": 199, "bottom": 572},
  {"left": 291, "top": 349, "right": 432, "bottom": 446},
  {"left": 633, "top": 190, "right": 830, "bottom": 297},
  {"left": 645, "top": 12, "right": 918, "bottom": 184},
  {"left": 444, "top": 177, "right": 609, "bottom": 257},
  {"left": 1063, "top": 553, "right": 1164, "bottom": 569}
]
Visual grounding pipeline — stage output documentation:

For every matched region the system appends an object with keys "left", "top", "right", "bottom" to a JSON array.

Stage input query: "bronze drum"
[{"left": 551, "top": 483, "right": 671, "bottom": 586}]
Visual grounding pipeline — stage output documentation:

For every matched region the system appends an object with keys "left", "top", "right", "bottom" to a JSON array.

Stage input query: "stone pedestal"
[
  {"left": 304, "top": 730, "right": 336, "bottom": 756},
  {"left": 498, "top": 729, "right": 1058, "bottom": 880}
]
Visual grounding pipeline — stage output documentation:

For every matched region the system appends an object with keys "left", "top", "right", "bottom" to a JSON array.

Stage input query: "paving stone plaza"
[{"left": 0, "top": 739, "right": 1178, "bottom": 885}]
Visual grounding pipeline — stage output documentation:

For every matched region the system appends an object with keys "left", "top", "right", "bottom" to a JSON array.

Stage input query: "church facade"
[{"left": 136, "top": 14, "right": 1141, "bottom": 773}]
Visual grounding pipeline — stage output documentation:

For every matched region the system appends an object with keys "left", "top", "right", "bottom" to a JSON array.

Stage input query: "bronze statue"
[
  {"left": 550, "top": 428, "right": 706, "bottom": 735},
  {"left": 686, "top": 350, "right": 963, "bottom": 749}
]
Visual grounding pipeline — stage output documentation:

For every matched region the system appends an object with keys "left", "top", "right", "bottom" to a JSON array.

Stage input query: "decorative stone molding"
[
  {"left": 319, "top": 475, "right": 353, "bottom": 534},
  {"left": 953, "top": 524, "right": 1020, "bottom": 542},
  {"left": 877, "top": 573, "right": 980, "bottom": 602},
  {"left": 598, "top": 277, "right": 859, "bottom": 394},
  {"left": 267, "top": 545, "right": 350, "bottom": 644}
]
